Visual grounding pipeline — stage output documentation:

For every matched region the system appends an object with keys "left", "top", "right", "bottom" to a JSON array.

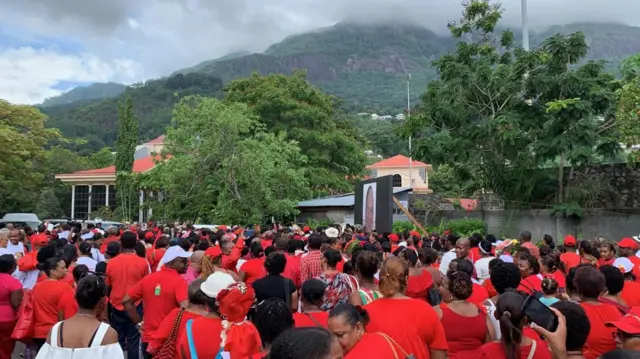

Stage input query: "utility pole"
[
  {"left": 407, "top": 73, "right": 412, "bottom": 188},
  {"left": 522, "top": 0, "right": 529, "bottom": 51}
]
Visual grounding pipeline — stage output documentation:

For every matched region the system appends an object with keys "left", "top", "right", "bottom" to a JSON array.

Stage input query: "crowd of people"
[{"left": 1, "top": 221, "right": 640, "bottom": 359}]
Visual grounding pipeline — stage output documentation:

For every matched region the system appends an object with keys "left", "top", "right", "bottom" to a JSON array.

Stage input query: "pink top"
[
  {"left": 180, "top": 266, "right": 198, "bottom": 284},
  {"left": 0, "top": 273, "right": 22, "bottom": 322}
]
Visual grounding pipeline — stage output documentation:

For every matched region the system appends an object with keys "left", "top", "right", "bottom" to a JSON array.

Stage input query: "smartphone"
[{"left": 522, "top": 295, "right": 558, "bottom": 332}]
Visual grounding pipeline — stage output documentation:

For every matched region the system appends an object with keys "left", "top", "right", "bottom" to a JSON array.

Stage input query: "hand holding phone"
[{"left": 522, "top": 295, "right": 559, "bottom": 332}]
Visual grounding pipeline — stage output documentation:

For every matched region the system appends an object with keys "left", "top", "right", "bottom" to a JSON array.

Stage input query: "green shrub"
[{"left": 392, "top": 221, "right": 415, "bottom": 234}]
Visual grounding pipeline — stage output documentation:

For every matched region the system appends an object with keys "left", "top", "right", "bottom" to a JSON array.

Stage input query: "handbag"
[
  {"left": 12, "top": 289, "right": 35, "bottom": 343},
  {"left": 153, "top": 308, "right": 185, "bottom": 359},
  {"left": 376, "top": 332, "right": 416, "bottom": 359}
]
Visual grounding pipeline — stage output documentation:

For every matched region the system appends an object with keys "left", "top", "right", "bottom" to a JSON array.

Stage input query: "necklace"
[
  {"left": 448, "top": 299, "right": 465, "bottom": 304},
  {"left": 75, "top": 313, "right": 96, "bottom": 318}
]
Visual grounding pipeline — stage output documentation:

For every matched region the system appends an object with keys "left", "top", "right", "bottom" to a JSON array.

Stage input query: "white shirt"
[
  {"left": 439, "top": 249, "right": 457, "bottom": 275},
  {"left": 6, "top": 242, "right": 24, "bottom": 256},
  {"left": 16, "top": 270, "right": 39, "bottom": 290},
  {"left": 77, "top": 256, "right": 98, "bottom": 272},
  {"left": 475, "top": 256, "right": 496, "bottom": 283},
  {"left": 90, "top": 248, "right": 105, "bottom": 263}
]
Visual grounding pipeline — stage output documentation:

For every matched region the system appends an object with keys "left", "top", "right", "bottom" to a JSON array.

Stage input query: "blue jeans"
[{"left": 110, "top": 304, "right": 143, "bottom": 359}]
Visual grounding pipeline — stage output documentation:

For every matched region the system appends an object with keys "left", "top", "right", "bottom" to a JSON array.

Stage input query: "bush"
[
  {"left": 446, "top": 218, "right": 487, "bottom": 237},
  {"left": 392, "top": 221, "right": 415, "bottom": 234}
]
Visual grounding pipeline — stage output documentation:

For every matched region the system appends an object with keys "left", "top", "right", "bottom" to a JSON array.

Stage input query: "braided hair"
[
  {"left": 266, "top": 327, "right": 335, "bottom": 359},
  {"left": 253, "top": 298, "right": 293, "bottom": 347}
]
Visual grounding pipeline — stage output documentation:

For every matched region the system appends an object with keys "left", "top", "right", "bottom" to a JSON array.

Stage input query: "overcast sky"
[{"left": 0, "top": 0, "right": 638, "bottom": 104}]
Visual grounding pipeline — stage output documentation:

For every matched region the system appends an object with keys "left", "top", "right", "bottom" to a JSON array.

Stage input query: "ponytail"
[{"left": 496, "top": 292, "right": 526, "bottom": 359}]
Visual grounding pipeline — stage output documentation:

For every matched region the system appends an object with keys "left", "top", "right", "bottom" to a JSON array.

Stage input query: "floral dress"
[{"left": 316, "top": 272, "right": 354, "bottom": 311}]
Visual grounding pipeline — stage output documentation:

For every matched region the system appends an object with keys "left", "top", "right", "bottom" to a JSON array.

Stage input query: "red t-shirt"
[
  {"left": 483, "top": 279, "right": 498, "bottom": 298},
  {"left": 470, "top": 247, "right": 481, "bottom": 263},
  {"left": 148, "top": 308, "right": 203, "bottom": 354},
  {"left": 106, "top": 252, "right": 150, "bottom": 310},
  {"left": 406, "top": 270, "right": 433, "bottom": 301},
  {"left": 178, "top": 317, "right": 223, "bottom": 359},
  {"left": 518, "top": 275, "right": 543, "bottom": 295},
  {"left": 620, "top": 280, "right": 640, "bottom": 307},
  {"left": 239, "top": 258, "right": 267, "bottom": 288},
  {"left": 58, "top": 289, "right": 78, "bottom": 319},
  {"left": 580, "top": 302, "right": 622, "bottom": 359},
  {"left": 346, "top": 333, "right": 404, "bottom": 359},
  {"left": 100, "top": 235, "right": 120, "bottom": 253},
  {"left": 365, "top": 298, "right": 448, "bottom": 359},
  {"left": 0, "top": 273, "right": 22, "bottom": 322},
  {"left": 441, "top": 306, "right": 487, "bottom": 359},
  {"left": 468, "top": 283, "right": 490, "bottom": 306},
  {"left": 476, "top": 340, "right": 552, "bottom": 359},
  {"left": 628, "top": 256, "right": 640, "bottom": 283},
  {"left": 560, "top": 252, "right": 580, "bottom": 273},
  {"left": 552, "top": 271, "right": 566, "bottom": 289},
  {"left": 147, "top": 248, "right": 166, "bottom": 273},
  {"left": 127, "top": 267, "right": 188, "bottom": 343},
  {"left": 283, "top": 253, "right": 301, "bottom": 288},
  {"left": 293, "top": 311, "right": 329, "bottom": 328},
  {"left": 32, "top": 280, "right": 74, "bottom": 338}
]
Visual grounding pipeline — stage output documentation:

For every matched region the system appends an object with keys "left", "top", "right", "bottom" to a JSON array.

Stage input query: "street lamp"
[
  {"left": 522, "top": 0, "right": 529, "bottom": 51},
  {"left": 407, "top": 73, "right": 412, "bottom": 188}
]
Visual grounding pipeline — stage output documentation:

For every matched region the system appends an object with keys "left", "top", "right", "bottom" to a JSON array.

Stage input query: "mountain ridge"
[{"left": 41, "top": 82, "right": 126, "bottom": 107}]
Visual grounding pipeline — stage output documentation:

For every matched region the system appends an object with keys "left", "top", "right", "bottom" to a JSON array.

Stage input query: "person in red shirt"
[
  {"left": 295, "top": 279, "right": 329, "bottom": 328},
  {"left": 575, "top": 266, "right": 623, "bottom": 359},
  {"left": 450, "top": 259, "right": 489, "bottom": 305},
  {"left": 598, "top": 264, "right": 630, "bottom": 314},
  {"left": 476, "top": 291, "right": 552, "bottom": 359},
  {"left": 58, "top": 264, "right": 89, "bottom": 320},
  {"left": 560, "top": 235, "right": 581, "bottom": 273},
  {"left": 100, "top": 226, "right": 120, "bottom": 254},
  {"left": 146, "top": 236, "right": 168, "bottom": 273},
  {"left": 517, "top": 253, "right": 543, "bottom": 295},
  {"left": 605, "top": 307, "right": 640, "bottom": 351},
  {"left": 32, "top": 257, "right": 74, "bottom": 350},
  {"left": 106, "top": 231, "right": 150, "bottom": 359},
  {"left": 261, "top": 231, "right": 275, "bottom": 249},
  {"left": 402, "top": 249, "right": 433, "bottom": 302},
  {"left": 280, "top": 239, "right": 302, "bottom": 288},
  {"left": 123, "top": 245, "right": 190, "bottom": 359},
  {"left": 618, "top": 238, "right": 640, "bottom": 281},
  {"left": 599, "top": 243, "right": 616, "bottom": 267},
  {"left": 253, "top": 297, "right": 294, "bottom": 357},
  {"left": 203, "top": 234, "right": 244, "bottom": 272},
  {"left": 519, "top": 231, "right": 540, "bottom": 259},
  {"left": 0, "top": 254, "right": 22, "bottom": 359},
  {"left": 365, "top": 256, "right": 448, "bottom": 359},
  {"left": 147, "top": 279, "right": 208, "bottom": 356},
  {"left": 615, "top": 257, "right": 640, "bottom": 307},
  {"left": 239, "top": 241, "right": 267, "bottom": 287},
  {"left": 540, "top": 256, "right": 566, "bottom": 290},
  {"left": 300, "top": 233, "right": 324, "bottom": 284},
  {"left": 328, "top": 303, "right": 405, "bottom": 358}
]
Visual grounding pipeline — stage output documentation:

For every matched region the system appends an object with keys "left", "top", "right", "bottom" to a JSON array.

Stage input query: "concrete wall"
[{"left": 428, "top": 209, "right": 640, "bottom": 241}]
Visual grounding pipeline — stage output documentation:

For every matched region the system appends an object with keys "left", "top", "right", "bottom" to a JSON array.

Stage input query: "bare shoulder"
[{"left": 102, "top": 326, "right": 119, "bottom": 345}]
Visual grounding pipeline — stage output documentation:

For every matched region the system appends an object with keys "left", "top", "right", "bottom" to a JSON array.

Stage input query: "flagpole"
[{"left": 407, "top": 73, "right": 412, "bottom": 188}]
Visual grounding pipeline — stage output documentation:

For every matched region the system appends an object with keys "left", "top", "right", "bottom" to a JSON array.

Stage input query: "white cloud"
[{"left": 0, "top": 47, "right": 141, "bottom": 104}]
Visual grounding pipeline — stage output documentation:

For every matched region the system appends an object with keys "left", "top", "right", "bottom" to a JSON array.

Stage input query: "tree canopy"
[
  {"left": 224, "top": 71, "right": 367, "bottom": 195},
  {"left": 404, "top": 0, "right": 622, "bottom": 207},
  {"left": 142, "top": 96, "right": 310, "bottom": 224}
]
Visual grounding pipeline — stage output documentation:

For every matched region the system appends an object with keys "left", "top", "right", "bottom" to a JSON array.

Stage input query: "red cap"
[
  {"left": 619, "top": 238, "right": 639, "bottom": 250},
  {"left": 293, "top": 235, "right": 302, "bottom": 241},
  {"left": 443, "top": 230, "right": 451, "bottom": 236},
  {"left": 205, "top": 246, "right": 223, "bottom": 258},
  {"left": 606, "top": 308, "right": 640, "bottom": 335},
  {"left": 32, "top": 233, "right": 49, "bottom": 247},
  {"left": 303, "top": 226, "right": 310, "bottom": 233},
  {"left": 144, "top": 231, "right": 154, "bottom": 240},
  {"left": 564, "top": 235, "right": 577, "bottom": 246},
  {"left": 388, "top": 233, "right": 399, "bottom": 243},
  {"left": 410, "top": 231, "right": 421, "bottom": 238},
  {"left": 218, "top": 225, "right": 228, "bottom": 232}
]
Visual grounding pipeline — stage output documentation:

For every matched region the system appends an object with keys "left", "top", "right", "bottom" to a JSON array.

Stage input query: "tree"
[
  {"left": 87, "top": 147, "right": 115, "bottom": 168},
  {"left": 0, "top": 100, "right": 60, "bottom": 213},
  {"left": 616, "top": 54, "right": 640, "bottom": 162},
  {"left": 224, "top": 71, "right": 367, "bottom": 196},
  {"left": 115, "top": 96, "right": 139, "bottom": 220},
  {"left": 141, "top": 96, "right": 310, "bottom": 224},
  {"left": 404, "top": 0, "right": 620, "bottom": 207},
  {"left": 35, "top": 188, "right": 64, "bottom": 219}
]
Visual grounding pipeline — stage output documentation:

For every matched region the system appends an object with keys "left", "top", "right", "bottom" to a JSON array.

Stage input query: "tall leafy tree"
[
  {"left": 617, "top": 54, "right": 640, "bottom": 162},
  {"left": 141, "top": 96, "right": 309, "bottom": 224},
  {"left": 405, "top": 0, "right": 620, "bottom": 206},
  {"left": 224, "top": 70, "right": 367, "bottom": 196},
  {"left": 115, "top": 96, "right": 139, "bottom": 220},
  {"left": 0, "top": 100, "right": 60, "bottom": 213}
]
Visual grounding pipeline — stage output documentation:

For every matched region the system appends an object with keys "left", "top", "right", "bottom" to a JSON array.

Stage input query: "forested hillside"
[{"left": 41, "top": 82, "right": 126, "bottom": 107}]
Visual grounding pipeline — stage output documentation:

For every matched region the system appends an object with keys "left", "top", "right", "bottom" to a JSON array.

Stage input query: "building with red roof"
[
  {"left": 55, "top": 136, "right": 166, "bottom": 220},
  {"left": 366, "top": 155, "right": 433, "bottom": 193}
]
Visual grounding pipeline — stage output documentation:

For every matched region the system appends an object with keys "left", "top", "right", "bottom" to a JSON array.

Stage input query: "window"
[
  {"left": 419, "top": 168, "right": 427, "bottom": 183},
  {"left": 91, "top": 185, "right": 106, "bottom": 213},
  {"left": 74, "top": 185, "right": 89, "bottom": 220},
  {"left": 392, "top": 174, "right": 402, "bottom": 187},
  {"left": 108, "top": 185, "right": 117, "bottom": 211}
]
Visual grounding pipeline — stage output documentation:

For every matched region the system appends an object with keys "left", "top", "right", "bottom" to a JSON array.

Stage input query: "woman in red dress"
[
  {"left": 364, "top": 256, "right": 448, "bottom": 359},
  {"left": 575, "top": 266, "right": 623, "bottom": 359},
  {"left": 475, "top": 292, "right": 552, "bottom": 359},
  {"left": 598, "top": 243, "right": 615, "bottom": 267},
  {"left": 294, "top": 279, "right": 329, "bottom": 328},
  {"left": 401, "top": 249, "right": 433, "bottom": 302},
  {"left": 435, "top": 271, "right": 494, "bottom": 359},
  {"left": 328, "top": 303, "right": 404, "bottom": 358}
]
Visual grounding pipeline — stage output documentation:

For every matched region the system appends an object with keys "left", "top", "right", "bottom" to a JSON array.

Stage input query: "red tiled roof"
[
  {"left": 58, "top": 155, "right": 166, "bottom": 177},
  {"left": 446, "top": 198, "right": 478, "bottom": 210},
  {"left": 146, "top": 135, "right": 164, "bottom": 145},
  {"left": 366, "top": 155, "right": 429, "bottom": 169}
]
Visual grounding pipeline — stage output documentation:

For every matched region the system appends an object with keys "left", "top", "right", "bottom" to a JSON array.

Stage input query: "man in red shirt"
[
  {"left": 276, "top": 238, "right": 301, "bottom": 288},
  {"left": 123, "top": 245, "right": 190, "bottom": 359},
  {"left": 300, "top": 233, "right": 324, "bottom": 283},
  {"left": 560, "top": 235, "right": 581, "bottom": 273},
  {"left": 261, "top": 231, "right": 275, "bottom": 249},
  {"left": 100, "top": 226, "right": 120, "bottom": 254},
  {"left": 520, "top": 230, "right": 540, "bottom": 259},
  {"left": 618, "top": 238, "right": 640, "bottom": 281},
  {"left": 106, "top": 231, "right": 150, "bottom": 359}
]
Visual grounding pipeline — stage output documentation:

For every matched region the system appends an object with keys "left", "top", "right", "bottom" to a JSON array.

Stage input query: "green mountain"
[
  {"left": 42, "top": 22, "right": 640, "bottom": 154},
  {"left": 177, "top": 22, "right": 640, "bottom": 113},
  {"left": 42, "top": 73, "right": 223, "bottom": 155},
  {"left": 41, "top": 82, "right": 126, "bottom": 107}
]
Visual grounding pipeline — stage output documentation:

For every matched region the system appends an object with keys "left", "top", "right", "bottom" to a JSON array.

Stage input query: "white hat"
[
  {"left": 201, "top": 272, "right": 236, "bottom": 298},
  {"left": 158, "top": 246, "right": 192, "bottom": 268},
  {"left": 325, "top": 227, "right": 339, "bottom": 238},
  {"left": 613, "top": 257, "right": 634, "bottom": 274},
  {"left": 81, "top": 232, "right": 94, "bottom": 240}
]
